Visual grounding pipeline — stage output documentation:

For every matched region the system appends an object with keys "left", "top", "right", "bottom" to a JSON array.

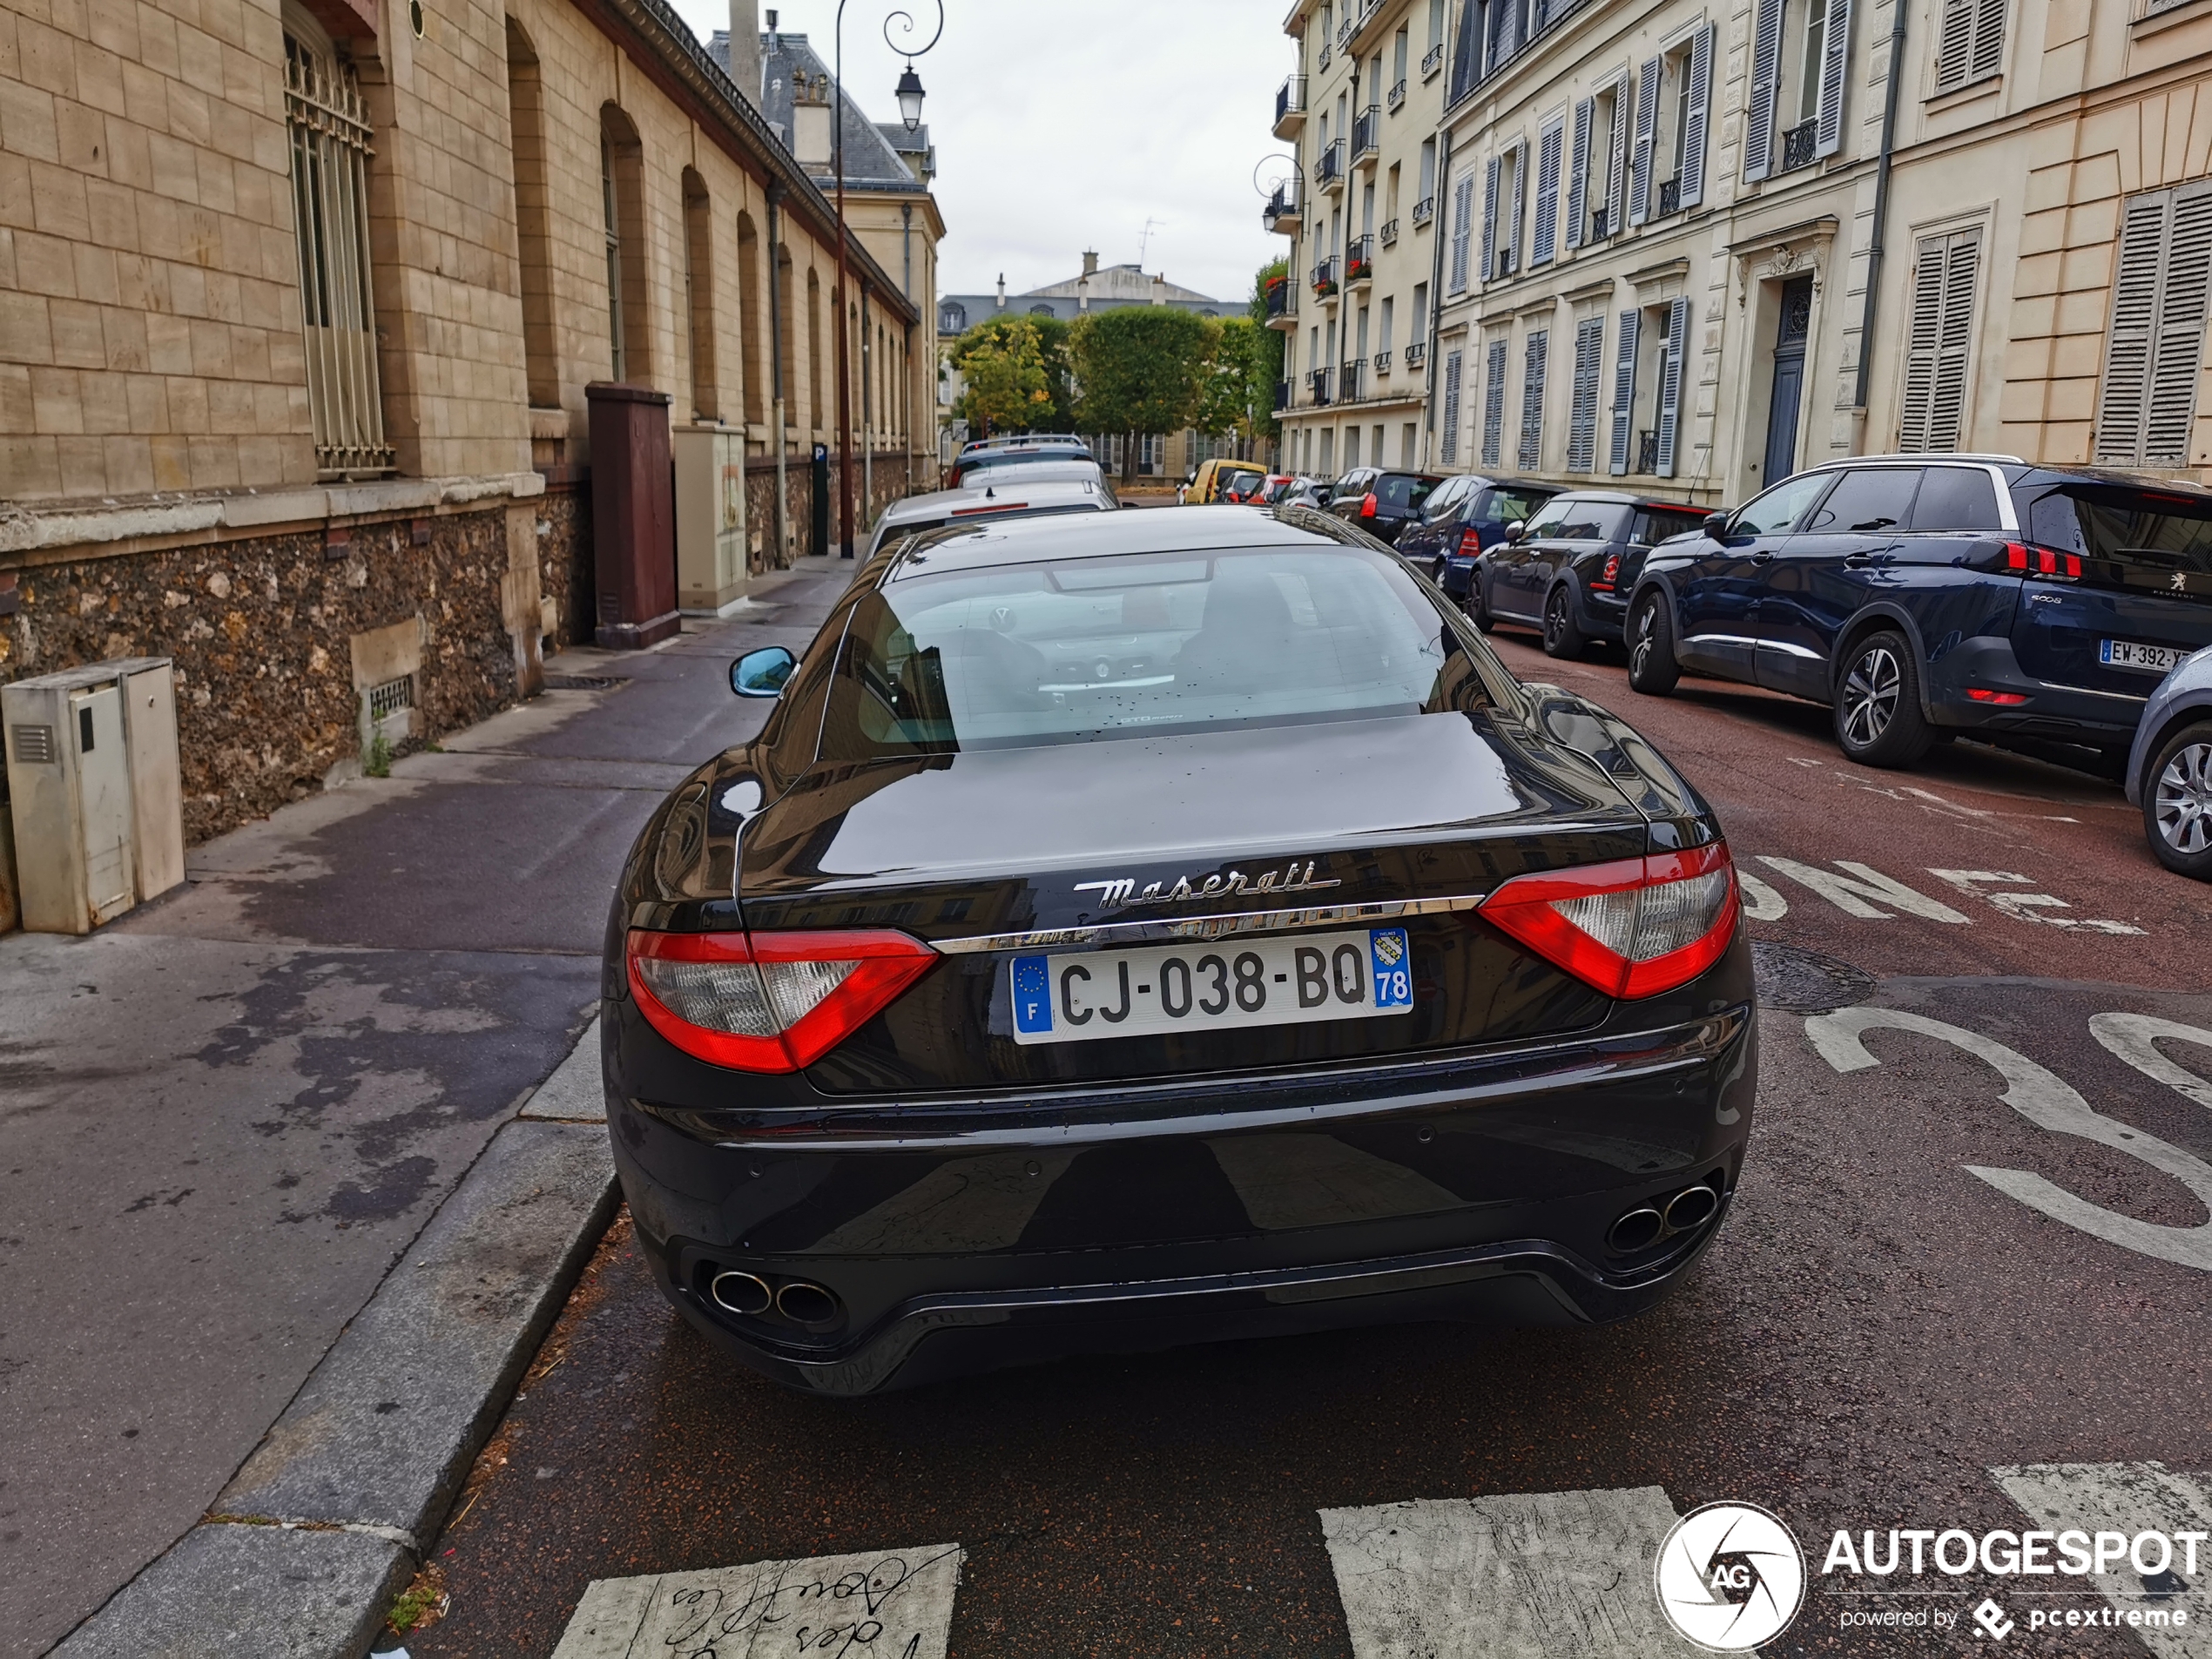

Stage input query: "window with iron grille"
[
  {"left": 283, "top": 14, "right": 393, "bottom": 477},
  {"left": 2094, "top": 181, "right": 2212, "bottom": 469}
]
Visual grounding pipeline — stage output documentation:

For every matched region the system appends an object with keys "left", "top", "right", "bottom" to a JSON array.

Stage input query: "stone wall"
[
  {"left": 0, "top": 502, "right": 545, "bottom": 844},
  {"left": 741, "top": 448, "right": 922, "bottom": 572},
  {"left": 534, "top": 478, "right": 593, "bottom": 648}
]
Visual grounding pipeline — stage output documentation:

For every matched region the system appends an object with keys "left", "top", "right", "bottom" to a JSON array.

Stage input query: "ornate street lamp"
[{"left": 833, "top": 1, "right": 943, "bottom": 557}]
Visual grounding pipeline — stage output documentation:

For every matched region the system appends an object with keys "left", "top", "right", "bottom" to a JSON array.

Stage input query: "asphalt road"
[{"left": 405, "top": 607, "right": 2212, "bottom": 1659}]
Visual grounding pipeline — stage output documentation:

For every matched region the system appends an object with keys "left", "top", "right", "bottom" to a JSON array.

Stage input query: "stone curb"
[{"left": 51, "top": 1024, "right": 615, "bottom": 1659}]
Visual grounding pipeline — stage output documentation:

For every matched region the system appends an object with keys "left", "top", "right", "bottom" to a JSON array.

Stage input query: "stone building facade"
[
  {"left": 1272, "top": 0, "right": 1458, "bottom": 478},
  {"left": 0, "top": 0, "right": 939, "bottom": 888},
  {"left": 1415, "top": 0, "right": 2212, "bottom": 505}
]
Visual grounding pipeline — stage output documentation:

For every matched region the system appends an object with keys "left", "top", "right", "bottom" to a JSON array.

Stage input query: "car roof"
[
  {"left": 880, "top": 478, "right": 1108, "bottom": 523},
  {"left": 1541, "top": 488, "right": 1705, "bottom": 510},
  {"left": 882, "top": 504, "right": 1361, "bottom": 580}
]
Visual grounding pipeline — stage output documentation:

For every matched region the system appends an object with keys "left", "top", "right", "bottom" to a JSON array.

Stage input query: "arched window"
[
  {"left": 806, "top": 267, "right": 823, "bottom": 431},
  {"left": 282, "top": 1, "right": 391, "bottom": 475},
  {"left": 680, "top": 168, "right": 715, "bottom": 419},
  {"left": 599, "top": 104, "right": 647, "bottom": 381},
  {"left": 1028, "top": 304, "right": 1053, "bottom": 317},
  {"left": 503, "top": 17, "right": 557, "bottom": 408},
  {"left": 737, "top": 211, "right": 764, "bottom": 425}
]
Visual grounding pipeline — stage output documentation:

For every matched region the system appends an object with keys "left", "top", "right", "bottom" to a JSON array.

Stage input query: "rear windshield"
[
  {"left": 1631, "top": 509, "right": 1707, "bottom": 545},
  {"left": 876, "top": 502, "right": 1099, "bottom": 554},
  {"left": 2028, "top": 484, "right": 2212, "bottom": 598},
  {"left": 818, "top": 544, "right": 1494, "bottom": 758},
  {"left": 1526, "top": 499, "right": 1631, "bottom": 541},
  {"left": 958, "top": 450, "right": 1094, "bottom": 479},
  {"left": 1477, "top": 487, "right": 1552, "bottom": 527},
  {"left": 1374, "top": 475, "right": 1441, "bottom": 514}
]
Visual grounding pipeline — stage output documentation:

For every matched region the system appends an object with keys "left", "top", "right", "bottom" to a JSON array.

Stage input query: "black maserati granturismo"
[{"left": 603, "top": 505, "right": 1756, "bottom": 1394}]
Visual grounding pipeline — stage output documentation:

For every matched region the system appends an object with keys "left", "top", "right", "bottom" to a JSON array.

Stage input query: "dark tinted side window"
[
  {"left": 1805, "top": 468, "right": 1921, "bottom": 533},
  {"left": 1479, "top": 486, "right": 1553, "bottom": 526},
  {"left": 1908, "top": 467, "right": 2003, "bottom": 531},
  {"left": 1421, "top": 475, "right": 1472, "bottom": 523},
  {"left": 1631, "top": 509, "right": 1709, "bottom": 545},
  {"left": 1526, "top": 498, "right": 1632, "bottom": 540},
  {"left": 1376, "top": 474, "right": 1441, "bottom": 514}
]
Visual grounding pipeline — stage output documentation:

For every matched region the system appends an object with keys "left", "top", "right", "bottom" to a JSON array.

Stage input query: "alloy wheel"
[
  {"left": 1840, "top": 644, "right": 1902, "bottom": 748},
  {"left": 2155, "top": 741, "right": 2212, "bottom": 855},
  {"left": 1630, "top": 604, "right": 1656, "bottom": 676},
  {"left": 1545, "top": 590, "right": 1568, "bottom": 651}
]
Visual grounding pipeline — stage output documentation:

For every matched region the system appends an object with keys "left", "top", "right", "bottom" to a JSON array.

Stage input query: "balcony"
[
  {"left": 1637, "top": 429, "right": 1660, "bottom": 475},
  {"left": 1311, "top": 253, "right": 1339, "bottom": 299},
  {"left": 1387, "top": 77, "right": 1406, "bottom": 112},
  {"left": 1412, "top": 194, "right": 1434, "bottom": 227},
  {"left": 1404, "top": 340, "right": 1426, "bottom": 370},
  {"left": 1336, "top": 9, "right": 1355, "bottom": 50},
  {"left": 1315, "top": 138, "right": 1345, "bottom": 194},
  {"left": 1345, "top": 234, "right": 1372, "bottom": 286},
  {"left": 1264, "top": 180, "right": 1303, "bottom": 234},
  {"left": 1589, "top": 203, "right": 1611, "bottom": 241},
  {"left": 1779, "top": 118, "right": 1818, "bottom": 174},
  {"left": 1372, "top": 347, "right": 1393, "bottom": 376},
  {"left": 1339, "top": 359, "right": 1363, "bottom": 401},
  {"left": 1422, "top": 42, "right": 1443, "bottom": 78},
  {"left": 1318, "top": 41, "right": 1331, "bottom": 71},
  {"left": 1658, "top": 177, "right": 1681, "bottom": 218},
  {"left": 1348, "top": 0, "right": 1391, "bottom": 54},
  {"left": 1274, "top": 378, "right": 1292, "bottom": 412},
  {"left": 1309, "top": 368, "right": 1332, "bottom": 406},
  {"left": 1491, "top": 245, "right": 1517, "bottom": 282},
  {"left": 1274, "top": 74, "right": 1307, "bottom": 138},
  {"left": 1379, "top": 216, "right": 1399, "bottom": 247},
  {"left": 1352, "top": 105, "right": 1380, "bottom": 169}
]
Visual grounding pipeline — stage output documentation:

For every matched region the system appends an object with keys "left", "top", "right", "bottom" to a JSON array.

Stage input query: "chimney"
[
  {"left": 727, "top": 0, "right": 760, "bottom": 106},
  {"left": 1150, "top": 273, "right": 1166, "bottom": 306},
  {"left": 792, "top": 72, "right": 833, "bottom": 170},
  {"left": 995, "top": 273, "right": 1006, "bottom": 309},
  {"left": 1082, "top": 249, "right": 1099, "bottom": 277}
]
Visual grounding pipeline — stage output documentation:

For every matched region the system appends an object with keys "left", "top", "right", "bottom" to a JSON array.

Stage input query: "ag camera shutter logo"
[{"left": 1656, "top": 1501, "right": 1807, "bottom": 1650}]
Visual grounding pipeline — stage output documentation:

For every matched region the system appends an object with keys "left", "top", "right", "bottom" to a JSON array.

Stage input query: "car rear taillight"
[
  {"left": 1478, "top": 843, "right": 1739, "bottom": 999},
  {"left": 1361, "top": 492, "right": 1379, "bottom": 518},
  {"left": 1592, "top": 552, "right": 1622, "bottom": 592},
  {"left": 2003, "top": 542, "right": 2083, "bottom": 580},
  {"left": 1457, "top": 526, "right": 1485, "bottom": 556},
  {"left": 626, "top": 928, "right": 937, "bottom": 1072},
  {"left": 1966, "top": 687, "right": 2030, "bottom": 705}
]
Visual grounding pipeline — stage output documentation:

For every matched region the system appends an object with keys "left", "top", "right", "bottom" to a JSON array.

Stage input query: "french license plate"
[
  {"left": 2100, "top": 637, "right": 2185, "bottom": 674},
  {"left": 1008, "top": 927, "right": 1413, "bottom": 1046}
]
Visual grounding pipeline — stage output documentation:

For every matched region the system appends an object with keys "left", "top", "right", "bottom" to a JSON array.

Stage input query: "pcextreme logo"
[{"left": 1656, "top": 1502, "right": 1809, "bottom": 1651}]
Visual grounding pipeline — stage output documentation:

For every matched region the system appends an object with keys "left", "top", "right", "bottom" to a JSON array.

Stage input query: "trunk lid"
[
  {"left": 2011, "top": 478, "right": 2212, "bottom": 691},
  {"left": 736, "top": 709, "right": 1647, "bottom": 1093}
]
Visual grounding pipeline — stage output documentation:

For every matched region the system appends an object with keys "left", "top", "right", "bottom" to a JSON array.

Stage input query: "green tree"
[
  {"left": 1193, "top": 316, "right": 1268, "bottom": 441},
  {"left": 948, "top": 317, "right": 1066, "bottom": 435},
  {"left": 1246, "top": 260, "right": 1288, "bottom": 444},
  {"left": 1069, "top": 307, "right": 1222, "bottom": 482}
]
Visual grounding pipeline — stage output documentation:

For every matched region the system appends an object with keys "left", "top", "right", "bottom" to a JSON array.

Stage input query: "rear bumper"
[
  {"left": 1924, "top": 637, "right": 2149, "bottom": 744},
  {"left": 608, "top": 979, "right": 1757, "bottom": 1393},
  {"left": 1579, "top": 585, "right": 1629, "bottom": 640}
]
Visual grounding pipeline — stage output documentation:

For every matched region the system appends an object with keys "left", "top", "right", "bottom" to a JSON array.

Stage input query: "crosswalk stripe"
[
  {"left": 550, "top": 1544, "right": 963, "bottom": 1659},
  {"left": 1319, "top": 1488, "right": 1703, "bottom": 1657},
  {"left": 1992, "top": 1463, "right": 2212, "bottom": 1658}
]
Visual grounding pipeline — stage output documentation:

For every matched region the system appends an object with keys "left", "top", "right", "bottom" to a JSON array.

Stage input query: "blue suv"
[{"left": 1623, "top": 455, "right": 2212, "bottom": 767}]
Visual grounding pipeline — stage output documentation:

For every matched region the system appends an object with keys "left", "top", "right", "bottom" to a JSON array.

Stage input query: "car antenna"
[{"left": 985, "top": 485, "right": 995, "bottom": 498}]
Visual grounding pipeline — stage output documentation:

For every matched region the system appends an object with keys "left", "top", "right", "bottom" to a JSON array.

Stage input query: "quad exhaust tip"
[
  {"left": 709, "top": 1270, "right": 773, "bottom": 1317},
  {"left": 1607, "top": 1183, "right": 1722, "bottom": 1254},
  {"left": 775, "top": 1280, "right": 841, "bottom": 1326}
]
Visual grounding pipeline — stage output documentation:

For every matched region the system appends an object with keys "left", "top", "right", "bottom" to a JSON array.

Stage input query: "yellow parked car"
[{"left": 1185, "top": 457, "right": 1268, "bottom": 504}]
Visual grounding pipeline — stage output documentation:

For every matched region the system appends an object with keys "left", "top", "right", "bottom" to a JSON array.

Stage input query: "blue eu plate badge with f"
[
  {"left": 1369, "top": 927, "right": 1413, "bottom": 1009},
  {"left": 1012, "top": 954, "right": 1053, "bottom": 1035}
]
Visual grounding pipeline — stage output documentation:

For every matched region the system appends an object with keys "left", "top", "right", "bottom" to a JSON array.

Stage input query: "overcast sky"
[{"left": 664, "top": 0, "right": 1293, "bottom": 306}]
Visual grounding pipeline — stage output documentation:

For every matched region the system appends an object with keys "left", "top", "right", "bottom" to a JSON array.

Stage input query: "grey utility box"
[{"left": 3, "top": 658, "right": 186, "bottom": 934}]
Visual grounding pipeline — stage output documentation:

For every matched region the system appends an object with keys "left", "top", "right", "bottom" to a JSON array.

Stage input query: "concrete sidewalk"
[{"left": 2, "top": 559, "right": 852, "bottom": 1658}]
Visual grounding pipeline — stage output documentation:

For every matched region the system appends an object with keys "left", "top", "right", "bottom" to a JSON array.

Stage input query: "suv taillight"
[
  {"left": 626, "top": 928, "right": 937, "bottom": 1071},
  {"left": 1998, "top": 542, "right": 2083, "bottom": 579},
  {"left": 1479, "top": 844, "right": 1739, "bottom": 999}
]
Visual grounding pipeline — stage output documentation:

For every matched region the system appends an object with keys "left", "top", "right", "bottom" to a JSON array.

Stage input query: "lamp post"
[{"left": 833, "top": 1, "right": 941, "bottom": 558}]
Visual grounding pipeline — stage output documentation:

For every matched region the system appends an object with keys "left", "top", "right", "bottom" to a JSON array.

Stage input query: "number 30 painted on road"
[{"left": 1804, "top": 1008, "right": 2212, "bottom": 1271}]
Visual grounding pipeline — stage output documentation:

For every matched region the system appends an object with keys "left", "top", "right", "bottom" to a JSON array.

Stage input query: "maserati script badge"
[{"left": 1073, "top": 860, "right": 1340, "bottom": 912}]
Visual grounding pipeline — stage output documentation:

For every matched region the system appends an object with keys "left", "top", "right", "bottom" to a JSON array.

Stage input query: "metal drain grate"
[
  {"left": 365, "top": 674, "right": 414, "bottom": 722},
  {"left": 543, "top": 674, "right": 629, "bottom": 691}
]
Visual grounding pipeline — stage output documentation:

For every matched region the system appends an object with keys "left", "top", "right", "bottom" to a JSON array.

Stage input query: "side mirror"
[
  {"left": 1504, "top": 520, "right": 1526, "bottom": 542},
  {"left": 1703, "top": 511, "right": 1730, "bottom": 538},
  {"left": 731, "top": 645, "right": 796, "bottom": 698}
]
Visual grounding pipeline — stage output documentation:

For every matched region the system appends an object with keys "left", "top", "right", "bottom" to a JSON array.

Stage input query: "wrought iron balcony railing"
[
  {"left": 1315, "top": 138, "right": 1345, "bottom": 192},
  {"left": 1372, "top": 348, "right": 1392, "bottom": 376},
  {"left": 1345, "top": 234, "right": 1372, "bottom": 284},
  {"left": 1379, "top": 216, "right": 1399, "bottom": 247},
  {"left": 1311, "top": 253, "right": 1339, "bottom": 297},
  {"left": 1780, "top": 118, "right": 1818, "bottom": 174},
  {"left": 1274, "top": 73, "right": 1307, "bottom": 136},
  {"left": 1352, "top": 105, "right": 1379, "bottom": 166},
  {"left": 1264, "top": 181, "right": 1303, "bottom": 233},
  {"left": 1658, "top": 177, "right": 1681, "bottom": 218},
  {"left": 1264, "top": 274, "right": 1295, "bottom": 320},
  {"left": 1339, "top": 359, "right": 1363, "bottom": 401},
  {"left": 1412, "top": 194, "right": 1434, "bottom": 226},
  {"left": 1387, "top": 78, "right": 1406, "bottom": 111},
  {"left": 1421, "top": 43, "right": 1443, "bottom": 78},
  {"left": 1404, "top": 340, "right": 1426, "bottom": 369},
  {"left": 1309, "top": 368, "right": 1332, "bottom": 406},
  {"left": 1274, "top": 378, "right": 1292, "bottom": 411}
]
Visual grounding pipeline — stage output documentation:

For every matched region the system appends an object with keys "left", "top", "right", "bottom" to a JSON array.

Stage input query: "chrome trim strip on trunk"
[{"left": 929, "top": 892, "right": 1489, "bottom": 955}]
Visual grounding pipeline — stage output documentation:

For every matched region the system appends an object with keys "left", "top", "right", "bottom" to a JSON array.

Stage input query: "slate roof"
[
  {"left": 708, "top": 28, "right": 929, "bottom": 193},
  {"left": 937, "top": 265, "right": 1231, "bottom": 334}
]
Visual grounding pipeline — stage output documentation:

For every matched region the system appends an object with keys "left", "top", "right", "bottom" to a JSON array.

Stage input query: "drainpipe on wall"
[
  {"left": 1424, "top": 126, "right": 1453, "bottom": 469},
  {"left": 767, "top": 184, "right": 789, "bottom": 562},
  {"left": 862, "top": 286, "right": 873, "bottom": 528},
  {"left": 901, "top": 200, "right": 913, "bottom": 300},
  {"left": 1851, "top": 0, "right": 1912, "bottom": 440}
]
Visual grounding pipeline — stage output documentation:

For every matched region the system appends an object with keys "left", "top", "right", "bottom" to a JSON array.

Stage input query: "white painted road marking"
[
  {"left": 1929, "top": 868, "right": 2146, "bottom": 934},
  {"left": 1741, "top": 853, "right": 2146, "bottom": 932},
  {"left": 1736, "top": 871, "right": 1790, "bottom": 921},
  {"left": 1754, "top": 857, "right": 1972, "bottom": 923},
  {"left": 1804, "top": 1007, "right": 2212, "bottom": 1271},
  {"left": 550, "top": 1545, "right": 963, "bottom": 1659},
  {"left": 1992, "top": 1463, "right": 2212, "bottom": 1657},
  {"left": 2093, "top": 1015, "right": 2212, "bottom": 1111},
  {"left": 1319, "top": 1488, "right": 1702, "bottom": 1657}
]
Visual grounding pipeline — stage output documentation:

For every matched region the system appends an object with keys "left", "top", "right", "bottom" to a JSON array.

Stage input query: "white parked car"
[{"left": 868, "top": 476, "right": 1118, "bottom": 558}]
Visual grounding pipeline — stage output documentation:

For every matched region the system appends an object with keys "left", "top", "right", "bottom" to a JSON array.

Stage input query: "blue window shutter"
[
  {"left": 1450, "top": 171, "right": 1477, "bottom": 293},
  {"left": 1441, "top": 347, "right": 1464, "bottom": 462},
  {"left": 1507, "top": 139, "right": 1528, "bottom": 273},
  {"left": 1609, "top": 307, "right": 1641, "bottom": 475},
  {"left": 1680, "top": 24, "right": 1713, "bottom": 207},
  {"left": 1656, "top": 296, "right": 1689, "bottom": 476},
  {"left": 1744, "top": 0, "right": 1784, "bottom": 183},
  {"left": 1565, "top": 98, "right": 1593, "bottom": 248},
  {"left": 1629, "top": 56, "right": 1661, "bottom": 226},
  {"left": 1533, "top": 120, "right": 1563, "bottom": 266},
  {"left": 1479, "top": 155, "right": 1500, "bottom": 283},
  {"left": 1567, "top": 316, "right": 1604, "bottom": 472},
  {"left": 1482, "top": 338, "right": 1507, "bottom": 467},
  {"left": 1518, "top": 328, "right": 1548, "bottom": 470},
  {"left": 1605, "top": 70, "right": 1630, "bottom": 232},
  {"left": 1816, "top": 0, "right": 1853, "bottom": 158}
]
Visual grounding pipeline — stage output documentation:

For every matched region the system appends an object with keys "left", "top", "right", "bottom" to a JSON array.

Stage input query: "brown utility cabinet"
[{"left": 586, "top": 381, "right": 679, "bottom": 650}]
